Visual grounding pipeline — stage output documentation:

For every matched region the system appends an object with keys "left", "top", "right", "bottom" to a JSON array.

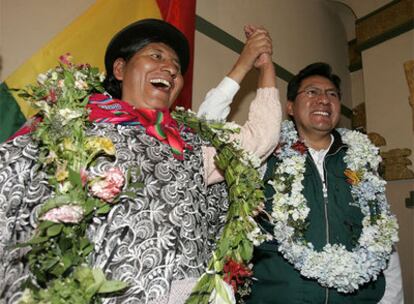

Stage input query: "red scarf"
[
  {"left": 8, "top": 94, "right": 190, "bottom": 160},
  {"left": 87, "top": 94, "right": 190, "bottom": 160}
]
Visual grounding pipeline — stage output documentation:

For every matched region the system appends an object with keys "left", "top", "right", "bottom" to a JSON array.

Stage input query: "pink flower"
[
  {"left": 47, "top": 88, "right": 57, "bottom": 103},
  {"left": 41, "top": 205, "right": 84, "bottom": 223},
  {"left": 77, "top": 63, "right": 91, "bottom": 69},
  {"left": 90, "top": 168, "right": 125, "bottom": 203},
  {"left": 80, "top": 168, "right": 88, "bottom": 187},
  {"left": 59, "top": 52, "right": 73, "bottom": 66}
]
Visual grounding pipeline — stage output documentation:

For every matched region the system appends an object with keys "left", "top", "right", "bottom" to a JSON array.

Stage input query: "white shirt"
[{"left": 197, "top": 76, "right": 239, "bottom": 120}]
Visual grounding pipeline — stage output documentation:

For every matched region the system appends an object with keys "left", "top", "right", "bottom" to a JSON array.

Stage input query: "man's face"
[
  {"left": 287, "top": 75, "right": 341, "bottom": 138},
  {"left": 113, "top": 42, "right": 184, "bottom": 110}
]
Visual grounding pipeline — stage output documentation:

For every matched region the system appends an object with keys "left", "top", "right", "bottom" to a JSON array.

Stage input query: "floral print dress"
[{"left": 0, "top": 123, "right": 228, "bottom": 304}]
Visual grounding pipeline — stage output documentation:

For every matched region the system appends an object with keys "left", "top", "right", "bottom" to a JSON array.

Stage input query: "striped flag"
[{"left": 0, "top": 0, "right": 195, "bottom": 142}]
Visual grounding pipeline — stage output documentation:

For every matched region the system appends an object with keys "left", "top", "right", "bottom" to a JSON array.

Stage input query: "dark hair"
[
  {"left": 287, "top": 62, "right": 341, "bottom": 101},
  {"left": 103, "top": 37, "right": 158, "bottom": 99},
  {"left": 103, "top": 19, "right": 190, "bottom": 99}
]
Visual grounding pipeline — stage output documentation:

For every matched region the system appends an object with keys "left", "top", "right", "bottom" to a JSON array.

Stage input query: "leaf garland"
[{"left": 173, "top": 109, "right": 270, "bottom": 303}]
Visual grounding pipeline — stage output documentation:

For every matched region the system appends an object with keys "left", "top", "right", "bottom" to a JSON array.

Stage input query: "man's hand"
[{"left": 227, "top": 25, "right": 273, "bottom": 83}]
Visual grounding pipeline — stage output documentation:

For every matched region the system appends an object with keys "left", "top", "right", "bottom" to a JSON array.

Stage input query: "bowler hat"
[{"left": 104, "top": 18, "right": 190, "bottom": 75}]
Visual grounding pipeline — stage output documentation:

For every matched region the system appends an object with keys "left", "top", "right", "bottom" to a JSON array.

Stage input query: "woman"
[{"left": 0, "top": 19, "right": 281, "bottom": 303}]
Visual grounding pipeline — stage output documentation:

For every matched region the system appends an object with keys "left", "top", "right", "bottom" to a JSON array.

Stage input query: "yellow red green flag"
[{"left": 1, "top": 0, "right": 195, "bottom": 142}]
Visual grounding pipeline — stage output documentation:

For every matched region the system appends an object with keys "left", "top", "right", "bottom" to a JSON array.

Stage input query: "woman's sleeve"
[{"left": 204, "top": 87, "right": 282, "bottom": 185}]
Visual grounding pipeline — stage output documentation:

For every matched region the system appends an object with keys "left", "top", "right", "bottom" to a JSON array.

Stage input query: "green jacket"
[{"left": 246, "top": 130, "right": 385, "bottom": 304}]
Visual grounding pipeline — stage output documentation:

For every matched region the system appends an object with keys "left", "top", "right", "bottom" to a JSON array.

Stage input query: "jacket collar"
[{"left": 327, "top": 129, "right": 347, "bottom": 155}]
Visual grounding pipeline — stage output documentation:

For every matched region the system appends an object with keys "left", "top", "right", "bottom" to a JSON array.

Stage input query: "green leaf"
[
  {"left": 129, "top": 181, "right": 144, "bottom": 190},
  {"left": 74, "top": 267, "right": 94, "bottom": 283},
  {"left": 61, "top": 253, "right": 75, "bottom": 273},
  {"left": 184, "top": 273, "right": 213, "bottom": 304},
  {"left": 43, "top": 257, "right": 60, "bottom": 270},
  {"left": 47, "top": 224, "right": 63, "bottom": 237},
  {"left": 37, "top": 220, "right": 56, "bottom": 231},
  {"left": 92, "top": 268, "right": 106, "bottom": 286},
  {"left": 27, "top": 236, "right": 50, "bottom": 245},
  {"left": 58, "top": 237, "right": 72, "bottom": 252},
  {"left": 81, "top": 243, "right": 94, "bottom": 256},
  {"left": 79, "top": 237, "right": 90, "bottom": 250},
  {"left": 95, "top": 203, "right": 111, "bottom": 215},
  {"left": 84, "top": 268, "right": 105, "bottom": 296},
  {"left": 68, "top": 167, "right": 82, "bottom": 188},
  {"left": 98, "top": 280, "right": 128, "bottom": 294},
  {"left": 84, "top": 197, "right": 99, "bottom": 215},
  {"left": 239, "top": 239, "right": 253, "bottom": 261}
]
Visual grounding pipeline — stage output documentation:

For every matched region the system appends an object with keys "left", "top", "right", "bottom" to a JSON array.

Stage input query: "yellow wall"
[{"left": 0, "top": 0, "right": 95, "bottom": 80}]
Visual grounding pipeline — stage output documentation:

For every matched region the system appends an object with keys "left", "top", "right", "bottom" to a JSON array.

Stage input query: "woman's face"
[{"left": 113, "top": 42, "right": 184, "bottom": 110}]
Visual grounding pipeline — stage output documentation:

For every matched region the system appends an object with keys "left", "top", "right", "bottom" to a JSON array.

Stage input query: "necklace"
[{"left": 270, "top": 120, "right": 399, "bottom": 293}]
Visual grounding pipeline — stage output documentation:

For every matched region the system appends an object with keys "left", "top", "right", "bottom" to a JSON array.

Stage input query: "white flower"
[
  {"left": 246, "top": 216, "right": 264, "bottom": 246},
  {"left": 37, "top": 73, "right": 48, "bottom": 85},
  {"left": 99, "top": 72, "right": 106, "bottom": 82},
  {"left": 209, "top": 277, "right": 236, "bottom": 304},
  {"left": 223, "top": 121, "right": 240, "bottom": 131},
  {"left": 51, "top": 71, "right": 58, "bottom": 80},
  {"left": 246, "top": 152, "right": 261, "bottom": 168},
  {"left": 268, "top": 121, "right": 398, "bottom": 293},
  {"left": 58, "top": 108, "right": 83, "bottom": 125},
  {"left": 74, "top": 70, "right": 86, "bottom": 80},
  {"left": 75, "top": 79, "right": 88, "bottom": 90},
  {"left": 36, "top": 100, "right": 52, "bottom": 117}
]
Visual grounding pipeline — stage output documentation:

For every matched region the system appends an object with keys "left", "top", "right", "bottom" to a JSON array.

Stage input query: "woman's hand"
[
  {"left": 227, "top": 25, "right": 273, "bottom": 84},
  {"left": 244, "top": 25, "right": 273, "bottom": 69}
]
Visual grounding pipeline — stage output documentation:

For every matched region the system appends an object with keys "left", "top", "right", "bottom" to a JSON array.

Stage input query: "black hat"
[{"left": 104, "top": 18, "right": 190, "bottom": 75}]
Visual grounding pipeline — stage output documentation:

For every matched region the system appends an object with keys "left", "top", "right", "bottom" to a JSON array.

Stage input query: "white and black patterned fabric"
[{"left": 0, "top": 123, "right": 228, "bottom": 304}]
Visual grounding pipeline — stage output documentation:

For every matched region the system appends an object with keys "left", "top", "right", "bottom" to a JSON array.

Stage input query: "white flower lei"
[{"left": 271, "top": 120, "right": 399, "bottom": 293}]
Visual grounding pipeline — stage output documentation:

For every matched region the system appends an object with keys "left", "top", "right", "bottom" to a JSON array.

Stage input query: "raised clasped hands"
[
  {"left": 228, "top": 25, "right": 275, "bottom": 86},
  {"left": 244, "top": 24, "right": 273, "bottom": 69}
]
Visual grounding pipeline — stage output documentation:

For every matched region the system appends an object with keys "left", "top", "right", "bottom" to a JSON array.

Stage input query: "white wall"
[
  {"left": 363, "top": 30, "right": 414, "bottom": 163},
  {"left": 350, "top": 69, "right": 365, "bottom": 107},
  {"left": 361, "top": 29, "right": 414, "bottom": 303},
  {"left": 194, "top": 0, "right": 352, "bottom": 127}
]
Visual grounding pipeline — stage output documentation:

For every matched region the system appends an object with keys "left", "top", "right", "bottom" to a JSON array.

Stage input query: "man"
[{"left": 199, "top": 62, "right": 403, "bottom": 303}]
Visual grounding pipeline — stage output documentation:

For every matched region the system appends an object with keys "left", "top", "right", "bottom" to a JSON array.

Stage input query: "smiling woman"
[
  {"left": 0, "top": 19, "right": 282, "bottom": 304},
  {"left": 112, "top": 42, "right": 184, "bottom": 110}
]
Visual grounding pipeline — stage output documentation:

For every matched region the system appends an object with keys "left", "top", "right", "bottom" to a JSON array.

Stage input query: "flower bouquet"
[{"left": 15, "top": 54, "right": 137, "bottom": 304}]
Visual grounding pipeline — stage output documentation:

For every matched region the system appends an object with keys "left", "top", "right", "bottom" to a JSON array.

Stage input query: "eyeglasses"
[{"left": 297, "top": 87, "right": 341, "bottom": 101}]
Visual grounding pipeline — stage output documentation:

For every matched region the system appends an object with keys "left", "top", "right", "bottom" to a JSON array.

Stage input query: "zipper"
[
  {"left": 308, "top": 143, "right": 346, "bottom": 304},
  {"left": 322, "top": 165, "right": 329, "bottom": 304},
  {"left": 322, "top": 143, "right": 345, "bottom": 304}
]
